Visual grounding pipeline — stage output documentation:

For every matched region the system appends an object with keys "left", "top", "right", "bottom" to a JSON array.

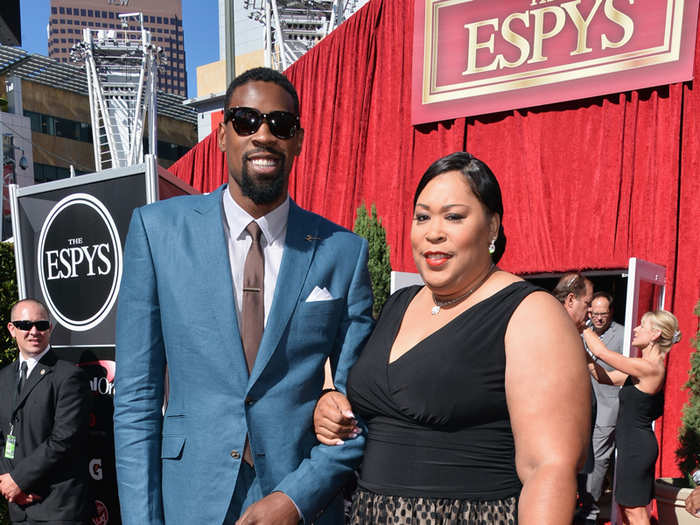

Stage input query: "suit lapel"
[
  {"left": 248, "top": 201, "right": 318, "bottom": 387},
  {"left": 17, "top": 350, "right": 55, "bottom": 406},
  {"left": 191, "top": 186, "right": 249, "bottom": 386},
  {"left": 1, "top": 361, "right": 19, "bottom": 408}
]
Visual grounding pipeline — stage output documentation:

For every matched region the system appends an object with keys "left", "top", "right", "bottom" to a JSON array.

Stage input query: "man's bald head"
[{"left": 10, "top": 298, "right": 49, "bottom": 320}]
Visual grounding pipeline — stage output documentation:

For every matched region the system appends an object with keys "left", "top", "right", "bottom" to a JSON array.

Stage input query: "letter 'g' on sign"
[{"left": 37, "top": 193, "right": 123, "bottom": 332}]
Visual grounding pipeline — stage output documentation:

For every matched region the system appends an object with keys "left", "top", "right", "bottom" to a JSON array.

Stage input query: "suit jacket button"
[{"left": 231, "top": 450, "right": 240, "bottom": 459}]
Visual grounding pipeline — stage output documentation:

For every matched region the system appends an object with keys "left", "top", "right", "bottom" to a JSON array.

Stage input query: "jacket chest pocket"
[{"left": 291, "top": 298, "right": 344, "bottom": 345}]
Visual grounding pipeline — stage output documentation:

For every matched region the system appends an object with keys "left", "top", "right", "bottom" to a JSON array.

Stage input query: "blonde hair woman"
[{"left": 582, "top": 310, "right": 681, "bottom": 525}]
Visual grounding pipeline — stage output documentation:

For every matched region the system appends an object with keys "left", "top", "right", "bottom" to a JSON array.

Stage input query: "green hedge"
[
  {"left": 1, "top": 241, "right": 18, "bottom": 367},
  {"left": 677, "top": 298, "right": 700, "bottom": 485},
  {"left": 353, "top": 203, "right": 391, "bottom": 319},
  {"left": 0, "top": 241, "right": 17, "bottom": 524}
]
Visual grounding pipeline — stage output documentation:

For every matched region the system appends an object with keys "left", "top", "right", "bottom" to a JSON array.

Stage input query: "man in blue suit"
[{"left": 114, "top": 67, "right": 374, "bottom": 525}]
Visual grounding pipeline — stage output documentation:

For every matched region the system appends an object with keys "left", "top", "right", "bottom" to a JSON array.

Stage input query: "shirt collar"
[
  {"left": 222, "top": 186, "right": 289, "bottom": 245},
  {"left": 19, "top": 346, "right": 51, "bottom": 373}
]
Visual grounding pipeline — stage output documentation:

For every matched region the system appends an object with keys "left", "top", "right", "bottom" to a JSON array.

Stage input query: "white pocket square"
[{"left": 305, "top": 286, "right": 334, "bottom": 302}]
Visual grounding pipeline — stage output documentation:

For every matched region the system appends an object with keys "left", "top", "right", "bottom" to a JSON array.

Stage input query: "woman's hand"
[{"left": 313, "top": 390, "right": 361, "bottom": 445}]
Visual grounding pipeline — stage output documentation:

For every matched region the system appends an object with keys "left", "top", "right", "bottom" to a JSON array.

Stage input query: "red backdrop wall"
[{"left": 170, "top": 0, "right": 700, "bottom": 478}]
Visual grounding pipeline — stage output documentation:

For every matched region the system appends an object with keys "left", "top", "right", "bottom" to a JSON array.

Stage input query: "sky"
[{"left": 17, "top": 0, "right": 221, "bottom": 99}]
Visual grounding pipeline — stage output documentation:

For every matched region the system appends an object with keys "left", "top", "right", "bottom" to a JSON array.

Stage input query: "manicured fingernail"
[
  {"left": 342, "top": 410, "right": 355, "bottom": 419},
  {"left": 335, "top": 439, "right": 345, "bottom": 445}
]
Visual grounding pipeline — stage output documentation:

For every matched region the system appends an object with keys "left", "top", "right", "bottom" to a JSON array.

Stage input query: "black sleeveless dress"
[
  {"left": 614, "top": 376, "right": 664, "bottom": 507},
  {"left": 346, "top": 281, "right": 541, "bottom": 524}
]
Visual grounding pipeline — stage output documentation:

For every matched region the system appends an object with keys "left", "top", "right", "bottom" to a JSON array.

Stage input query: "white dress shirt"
[
  {"left": 222, "top": 188, "right": 303, "bottom": 519},
  {"left": 19, "top": 345, "right": 51, "bottom": 381},
  {"left": 222, "top": 187, "right": 289, "bottom": 328}
]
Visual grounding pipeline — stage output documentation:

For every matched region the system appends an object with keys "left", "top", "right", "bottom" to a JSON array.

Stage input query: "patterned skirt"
[{"left": 348, "top": 487, "right": 517, "bottom": 525}]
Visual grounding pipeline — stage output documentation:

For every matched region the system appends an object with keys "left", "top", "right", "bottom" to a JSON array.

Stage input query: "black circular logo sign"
[{"left": 37, "top": 193, "right": 122, "bottom": 332}]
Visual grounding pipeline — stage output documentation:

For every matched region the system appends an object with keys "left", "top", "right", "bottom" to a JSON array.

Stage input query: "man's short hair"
[
  {"left": 552, "top": 273, "right": 590, "bottom": 304},
  {"left": 591, "top": 291, "right": 614, "bottom": 307},
  {"left": 10, "top": 298, "right": 50, "bottom": 319},
  {"left": 224, "top": 67, "right": 300, "bottom": 115}
]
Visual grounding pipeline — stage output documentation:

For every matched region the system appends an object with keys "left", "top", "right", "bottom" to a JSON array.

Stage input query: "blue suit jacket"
[{"left": 114, "top": 186, "right": 374, "bottom": 524}]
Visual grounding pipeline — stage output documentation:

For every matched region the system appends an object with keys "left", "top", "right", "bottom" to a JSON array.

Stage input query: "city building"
[
  {"left": 47, "top": 0, "right": 187, "bottom": 96},
  {"left": 187, "top": 0, "right": 369, "bottom": 141},
  {"left": 1, "top": 45, "right": 197, "bottom": 237}
]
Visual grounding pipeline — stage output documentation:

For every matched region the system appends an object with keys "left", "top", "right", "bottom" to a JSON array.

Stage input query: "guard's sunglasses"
[
  {"left": 11, "top": 320, "right": 51, "bottom": 331},
  {"left": 223, "top": 106, "right": 300, "bottom": 140}
]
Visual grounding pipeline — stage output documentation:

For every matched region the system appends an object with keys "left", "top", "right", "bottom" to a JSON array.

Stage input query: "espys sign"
[
  {"left": 412, "top": 0, "right": 700, "bottom": 123},
  {"left": 37, "top": 193, "right": 123, "bottom": 332}
]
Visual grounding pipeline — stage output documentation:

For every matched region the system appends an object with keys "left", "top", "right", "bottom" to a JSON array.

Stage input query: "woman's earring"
[{"left": 489, "top": 239, "right": 496, "bottom": 255}]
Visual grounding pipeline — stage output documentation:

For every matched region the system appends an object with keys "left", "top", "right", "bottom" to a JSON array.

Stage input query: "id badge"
[{"left": 4, "top": 434, "right": 16, "bottom": 459}]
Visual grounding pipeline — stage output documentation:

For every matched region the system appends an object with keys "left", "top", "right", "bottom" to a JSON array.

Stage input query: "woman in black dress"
[
  {"left": 315, "top": 152, "right": 591, "bottom": 524},
  {"left": 582, "top": 310, "right": 681, "bottom": 525}
]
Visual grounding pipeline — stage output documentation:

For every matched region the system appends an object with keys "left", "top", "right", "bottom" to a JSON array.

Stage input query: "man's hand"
[
  {"left": 0, "top": 472, "right": 23, "bottom": 502},
  {"left": 235, "top": 491, "right": 300, "bottom": 525},
  {"left": 313, "top": 390, "right": 360, "bottom": 446},
  {"left": 14, "top": 491, "right": 41, "bottom": 506},
  {"left": 685, "top": 486, "right": 700, "bottom": 517},
  {"left": 0, "top": 473, "right": 42, "bottom": 506}
]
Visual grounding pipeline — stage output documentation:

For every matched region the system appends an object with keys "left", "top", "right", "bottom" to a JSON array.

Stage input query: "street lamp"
[{"left": 4, "top": 145, "right": 28, "bottom": 183}]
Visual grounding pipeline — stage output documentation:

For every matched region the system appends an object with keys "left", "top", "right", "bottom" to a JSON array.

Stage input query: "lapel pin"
[
  {"left": 305, "top": 234, "right": 321, "bottom": 242},
  {"left": 40, "top": 369, "right": 46, "bottom": 375}
]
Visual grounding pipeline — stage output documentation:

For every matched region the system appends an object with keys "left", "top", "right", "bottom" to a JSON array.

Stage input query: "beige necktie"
[
  {"left": 241, "top": 221, "right": 264, "bottom": 373},
  {"left": 241, "top": 221, "right": 264, "bottom": 466}
]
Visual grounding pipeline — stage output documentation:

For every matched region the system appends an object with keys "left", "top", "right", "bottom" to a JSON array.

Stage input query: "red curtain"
[
  {"left": 169, "top": 123, "right": 227, "bottom": 190},
  {"left": 170, "top": 0, "right": 700, "bottom": 477}
]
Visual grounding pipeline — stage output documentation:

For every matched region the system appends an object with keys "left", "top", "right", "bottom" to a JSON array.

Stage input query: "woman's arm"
[
  {"left": 582, "top": 345, "right": 628, "bottom": 386},
  {"left": 505, "top": 291, "right": 590, "bottom": 525},
  {"left": 582, "top": 328, "right": 654, "bottom": 381}
]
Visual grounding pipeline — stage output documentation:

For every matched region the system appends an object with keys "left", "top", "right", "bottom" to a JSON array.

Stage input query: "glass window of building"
[
  {"left": 54, "top": 118, "right": 79, "bottom": 139},
  {"left": 34, "top": 163, "right": 72, "bottom": 184}
]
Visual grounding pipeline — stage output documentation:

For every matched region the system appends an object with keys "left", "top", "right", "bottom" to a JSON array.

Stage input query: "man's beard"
[
  {"left": 237, "top": 155, "right": 287, "bottom": 205},
  {"left": 594, "top": 323, "right": 609, "bottom": 335}
]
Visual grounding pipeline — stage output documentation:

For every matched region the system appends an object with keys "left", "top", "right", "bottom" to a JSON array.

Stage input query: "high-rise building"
[{"left": 48, "top": 0, "right": 186, "bottom": 96}]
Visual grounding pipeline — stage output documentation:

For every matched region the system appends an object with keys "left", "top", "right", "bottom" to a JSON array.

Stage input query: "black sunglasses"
[
  {"left": 11, "top": 320, "right": 51, "bottom": 331},
  {"left": 223, "top": 106, "right": 300, "bottom": 140}
]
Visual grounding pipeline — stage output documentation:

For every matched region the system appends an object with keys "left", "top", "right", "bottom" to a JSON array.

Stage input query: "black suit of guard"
[{"left": 0, "top": 300, "right": 91, "bottom": 524}]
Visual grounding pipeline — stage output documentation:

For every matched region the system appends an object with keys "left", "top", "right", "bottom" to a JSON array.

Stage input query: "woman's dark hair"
[{"left": 413, "top": 152, "right": 507, "bottom": 263}]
